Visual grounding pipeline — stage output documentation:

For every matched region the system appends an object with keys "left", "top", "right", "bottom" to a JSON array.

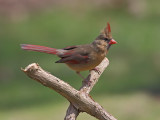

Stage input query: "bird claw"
[{"left": 91, "top": 67, "right": 101, "bottom": 75}]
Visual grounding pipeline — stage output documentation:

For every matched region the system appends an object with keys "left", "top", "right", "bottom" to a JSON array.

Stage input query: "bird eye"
[{"left": 104, "top": 38, "right": 109, "bottom": 41}]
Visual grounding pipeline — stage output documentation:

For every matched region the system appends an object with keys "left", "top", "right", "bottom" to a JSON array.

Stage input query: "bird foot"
[{"left": 91, "top": 67, "right": 101, "bottom": 75}]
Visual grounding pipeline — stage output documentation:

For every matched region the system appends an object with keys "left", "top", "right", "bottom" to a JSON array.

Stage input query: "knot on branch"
[{"left": 22, "top": 63, "right": 39, "bottom": 73}]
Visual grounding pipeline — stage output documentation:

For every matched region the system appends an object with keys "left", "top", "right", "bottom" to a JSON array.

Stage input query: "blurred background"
[{"left": 0, "top": 0, "right": 160, "bottom": 120}]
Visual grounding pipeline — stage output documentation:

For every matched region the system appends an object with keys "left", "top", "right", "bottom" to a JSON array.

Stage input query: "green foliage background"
[{"left": 0, "top": 0, "right": 160, "bottom": 120}]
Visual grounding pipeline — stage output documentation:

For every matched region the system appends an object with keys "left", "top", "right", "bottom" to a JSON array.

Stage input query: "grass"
[{"left": 1, "top": 93, "right": 160, "bottom": 120}]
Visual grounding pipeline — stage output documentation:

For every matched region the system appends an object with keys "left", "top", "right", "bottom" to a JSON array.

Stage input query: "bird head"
[
  {"left": 104, "top": 22, "right": 117, "bottom": 50},
  {"left": 96, "top": 22, "right": 117, "bottom": 50}
]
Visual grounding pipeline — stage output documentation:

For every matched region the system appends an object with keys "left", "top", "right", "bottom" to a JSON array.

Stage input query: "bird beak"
[{"left": 109, "top": 39, "right": 117, "bottom": 45}]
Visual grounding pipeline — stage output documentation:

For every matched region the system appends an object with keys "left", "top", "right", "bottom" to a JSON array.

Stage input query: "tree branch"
[
  {"left": 65, "top": 58, "right": 110, "bottom": 120},
  {"left": 22, "top": 58, "right": 117, "bottom": 120}
]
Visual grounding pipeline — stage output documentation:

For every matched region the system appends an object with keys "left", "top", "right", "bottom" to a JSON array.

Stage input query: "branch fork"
[{"left": 22, "top": 58, "right": 117, "bottom": 120}]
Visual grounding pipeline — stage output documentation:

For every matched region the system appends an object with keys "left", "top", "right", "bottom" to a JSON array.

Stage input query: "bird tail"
[{"left": 20, "top": 44, "right": 58, "bottom": 55}]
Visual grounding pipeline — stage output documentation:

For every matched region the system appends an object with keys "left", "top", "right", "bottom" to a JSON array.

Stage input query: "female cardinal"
[{"left": 21, "top": 23, "right": 117, "bottom": 79}]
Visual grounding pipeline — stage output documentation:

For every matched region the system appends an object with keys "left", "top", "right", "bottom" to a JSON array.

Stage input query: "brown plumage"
[{"left": 20, "top": 22, "right": 117, "bottom": 79}]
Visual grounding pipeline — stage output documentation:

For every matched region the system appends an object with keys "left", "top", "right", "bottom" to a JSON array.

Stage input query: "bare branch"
[
  {"left": 64, "top": 104, "right": 79, "bottom": 120},
  {"left": 80, "top": 57, "right": 109, "bottom": 93},
  {"left": 65, "top": 58, "right": 110, "bottom": 120},
  {"left": 22, "top": 58, "right": 117, "bottom": 120}
]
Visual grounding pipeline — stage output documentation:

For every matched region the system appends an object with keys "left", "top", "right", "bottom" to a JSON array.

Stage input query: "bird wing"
[
  {"left": 56, "top": 45, "right": 91, "bottom": 64},
  {"left": 55, "top": 53, "right": 89, "bottom": 64},
  {"left": 63, "top": 45, "right": 78, "bottom": 50}
]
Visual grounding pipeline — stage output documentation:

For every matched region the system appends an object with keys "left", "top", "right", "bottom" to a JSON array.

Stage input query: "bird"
[{"left": 21, "top": 22, "right": 117, "bottom": 79}]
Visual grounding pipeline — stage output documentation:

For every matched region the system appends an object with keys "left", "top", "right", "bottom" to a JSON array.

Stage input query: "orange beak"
[{"left": 109, "top": 39, "right": 117, "bottom": 45}]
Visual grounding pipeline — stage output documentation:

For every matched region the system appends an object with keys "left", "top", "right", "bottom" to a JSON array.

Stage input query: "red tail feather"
[{"left": 21, "top": 44, "right": 58, "bottom": 55}]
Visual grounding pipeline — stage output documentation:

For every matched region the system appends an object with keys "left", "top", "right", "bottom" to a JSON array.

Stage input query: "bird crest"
[
  {"left": 104, "top": 22, "right": 112, "bottom": 39},
  {"left": 97, "top": 22, "right": 112, "bottom": 40}
]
